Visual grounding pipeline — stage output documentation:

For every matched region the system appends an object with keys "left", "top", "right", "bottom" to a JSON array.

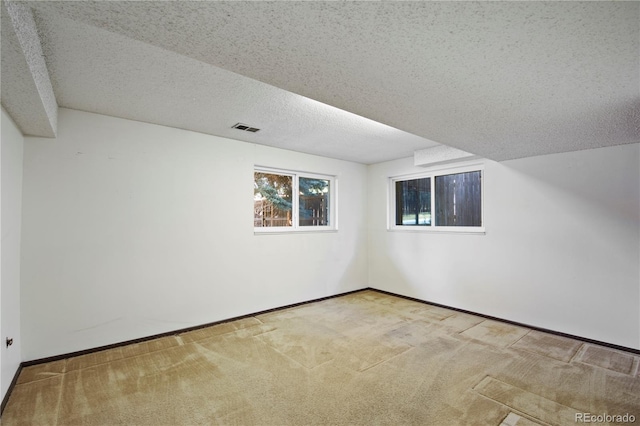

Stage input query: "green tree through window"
[{"left": 254, "top": 170, "right": 334, "bottom": 230}]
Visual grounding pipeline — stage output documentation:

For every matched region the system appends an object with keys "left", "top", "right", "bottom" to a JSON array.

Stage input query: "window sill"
[
  {"left": 388, "top": 226, "right": 485, "bottom": 235},
  {"left": 254, "top": 229, "right": 338, "bottom": 235}
]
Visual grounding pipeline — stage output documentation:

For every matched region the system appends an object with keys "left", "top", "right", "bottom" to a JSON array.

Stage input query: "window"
[
  {"left": 395, "top": 177, "right": 431, "bottom": 226},
  {"left": 391, "top": 165, "right": 483, "bottom": 232},
  {"left": 254, "top": 168, "right": 336, "bottom": 232},
  {"left": 435, "top": 171, "right": 482, "bottom": 227}
]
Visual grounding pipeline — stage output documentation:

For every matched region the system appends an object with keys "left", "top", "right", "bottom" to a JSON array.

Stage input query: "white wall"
[
  {"left": 368, "top": 144, "right": 640, "bottom": 349},
  {"left": 21, "top": 108, "right": 368, "bottom": 361},
  {"left": 16, "top": 107, "right": 640, "bottom": 361},
  {"left": 1, "top": 107, "right": 24, "bottom": 401}
]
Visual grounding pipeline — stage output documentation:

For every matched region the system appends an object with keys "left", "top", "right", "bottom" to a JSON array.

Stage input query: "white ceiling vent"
[{"left": 232, "top": 123, "right": 260, "bottom": 133}]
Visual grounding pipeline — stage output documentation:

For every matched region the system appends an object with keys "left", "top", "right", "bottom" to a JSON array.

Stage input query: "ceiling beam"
[
  {"left": 414, "top": 145, "right": 478, "bottom": 168},
  {"left": 1, "top": 0, "right": 57, "bottom": 137}
]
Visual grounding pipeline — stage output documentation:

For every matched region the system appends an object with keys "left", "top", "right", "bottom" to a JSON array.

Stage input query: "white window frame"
[
  {"left": 389, "top": 162, "right": 485, "bottom": 234},
  {"left": 254, "top": 166, "right": 337, "bottom": 234}
]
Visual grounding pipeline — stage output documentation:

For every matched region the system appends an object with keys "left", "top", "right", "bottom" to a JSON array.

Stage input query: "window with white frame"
[
  {"left": 254, "top": 167, "right": 336, "bottom": 232},
  {"left": 390, "top": 165, "right": 483, "bottom": 232}
]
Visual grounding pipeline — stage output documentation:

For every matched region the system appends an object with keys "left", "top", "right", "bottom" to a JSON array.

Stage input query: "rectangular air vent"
[{"left": 232, "top": 123, "right": 260, "bottom": 133}]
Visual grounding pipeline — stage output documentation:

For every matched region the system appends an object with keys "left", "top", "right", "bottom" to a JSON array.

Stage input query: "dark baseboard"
[
  {"left": 22, "top": 287, "right": 369, "bottom": 367},
  {"left": 17, "top": 286, "right": 640, "bottom": 366},
  {"left": 5, "top": 285, "right": 638, "bottom": 417},
  {"left": 1, "top": 363, "right": 23, "bottom": 416},
  {"left": 370, "top": 287, "right": 640, "bottom": 356}
]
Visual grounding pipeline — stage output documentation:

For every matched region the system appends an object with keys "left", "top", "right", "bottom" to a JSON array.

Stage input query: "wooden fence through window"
[
  {"left": 300, "top": 195, "right": 328, "bottom": 226},
  {"left": 254, "top": 195, "right": 328, "bottom": 227},
  {"left": 254, "top": 199, "right": 291, "bottom": 227}
]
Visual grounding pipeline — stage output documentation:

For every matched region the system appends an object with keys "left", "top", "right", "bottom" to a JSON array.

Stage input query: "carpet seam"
[
  {"left": 509, "top": 329, "right": 532, "bottom": 349},
  {"left": 567, "top": 343, "right": 586, "bottom": 365},
  {"left": 53, "top": 365, "right": 65, "bottom": 426},
  {"left": 631, "top": 357, "right": 640, "bottom": 377},
  {"left": 473, "top": 376, "right": 565, "bottom": 426},
  {"left": 357, "top": 345, "right": 414, "bottom": 373}
]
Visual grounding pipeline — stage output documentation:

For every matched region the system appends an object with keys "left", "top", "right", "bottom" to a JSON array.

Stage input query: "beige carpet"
[{"left": 3, "top": 290, "right": 640, "bottom": 425}]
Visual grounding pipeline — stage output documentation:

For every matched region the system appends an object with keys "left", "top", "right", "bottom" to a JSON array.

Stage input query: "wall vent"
[{"left": 232, "top": 123, "right": 260, "bottom": 133}]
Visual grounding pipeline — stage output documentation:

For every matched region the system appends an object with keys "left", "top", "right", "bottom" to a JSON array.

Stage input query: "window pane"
[
  {"left": 395, "top": 178, "right": 431, "bottom": 226},
  {"left": 435, "top": 171, "right": 481, "bottom": 227},
  {"left": 254, "top": 172, "right": 293, "bottom": 227},
  {"left": 299, "top": 177, "right": 330, "bottom": 226}
]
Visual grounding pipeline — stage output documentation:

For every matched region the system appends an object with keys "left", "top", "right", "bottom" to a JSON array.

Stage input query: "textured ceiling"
[
  {"left": 2, "top": 1, "right": 639, "bottom": 163},
  {"left": 33, "top": 12, "right": 439, "bottom": 164},
  {"left": 1, "top": 0, "right": 56, "bottom": 137}
]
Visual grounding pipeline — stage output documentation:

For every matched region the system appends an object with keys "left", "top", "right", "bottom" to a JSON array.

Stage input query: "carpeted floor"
[{"left": 3, "top": 290, "right": 640, "bottom": 425}]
